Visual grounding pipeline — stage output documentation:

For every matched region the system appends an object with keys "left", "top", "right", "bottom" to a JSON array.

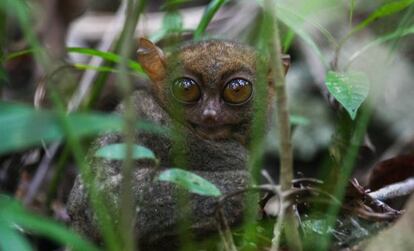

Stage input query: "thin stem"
[
  {"left": 116, "top": 1, "right": 146, "bottom": 251},
  {"left": 216, "top": 207, "right": 238, "bottom": 251},
  {"left": 193, "top": 0, "right": 227, "bottom": 40},
  {"left": 264, "top": 0, "right": 302, "bottom": 250}
]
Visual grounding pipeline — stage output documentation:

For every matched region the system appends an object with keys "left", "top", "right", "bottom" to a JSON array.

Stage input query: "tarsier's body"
[{"left": 68, "top": 39, "right": 288, "bottom": 250}]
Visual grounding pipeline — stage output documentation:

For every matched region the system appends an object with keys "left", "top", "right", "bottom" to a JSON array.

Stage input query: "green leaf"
[
  {"left": 163, "top": 10, "right": 183, "bottom": 32},
  {"left": 194, "top": 0, "right": 228, "bottom": 40},
  {"left": 290, "top": 115, "right": 310, "bottom": 126},
  {"left": 67, "top": 47, "right": 144, "bottom": 74},
  {"left": 352, "top": 0, "right": 414, "bottom": 35},
  {"left": 95, "top": 143, "right": 156, "bottom": 160},
  {"left": 159, "top": 168, "right": 222, "bottom": 197},
  {"left": 0, "top": 197, "right": 99, "bottom": 251},
  {"left": 0, "top": 103, "right": 169, "bottom": 154},
  {"left": 325, "top": 71, "right": 370, "bottom": 120},
  {"left": 0, "top": 222, "right": 32, "bottom": 251}
]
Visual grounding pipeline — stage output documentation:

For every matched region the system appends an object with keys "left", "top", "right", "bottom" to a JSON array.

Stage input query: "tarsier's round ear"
[
  {"left": 267, "top": 54, "right": 291, "bottom": 83},
  {"left": 281, "top": 54, "right": 290, "bottom": 74},
  {"left": 137, "top": 38, "right": 166, "bottom": 85}
]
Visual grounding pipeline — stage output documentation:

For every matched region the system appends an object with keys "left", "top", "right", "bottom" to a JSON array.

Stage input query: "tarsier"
[{"left": 67, "top": 38, "right": 289, "bottom": 250}]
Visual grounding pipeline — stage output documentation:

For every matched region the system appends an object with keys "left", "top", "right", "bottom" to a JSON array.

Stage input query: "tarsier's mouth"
[{"left": 189, "top": 122, "right": 233, "bottom": 140}]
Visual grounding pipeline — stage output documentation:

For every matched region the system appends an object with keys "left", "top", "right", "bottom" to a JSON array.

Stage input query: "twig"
[
  {"left": 23, "top": 142, "right": 60, "bottom": 206},
  {"left": 261, "top": 169, "right": 276, "bottom": 185},
  {"left": 369, "top": 178, "right": 414, "bottom": 201},
  {"left": 270, "top": 198, "right": 285, "bottom": 250},
  {"left": 24, "top": 65, "right": 75, "bottom": 205},
  {"left": 216, "top": 207, "right": 238, "bottom": 251}
]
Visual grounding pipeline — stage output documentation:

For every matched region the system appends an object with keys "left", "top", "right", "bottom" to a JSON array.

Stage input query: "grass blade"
[
  {"left": 0, "top": 103, "right": 168, "bottom": 154},
  {"left": 346, "top": 25, "right": 414, "bottom": 68},
  {"left": 343, "top": 0, "right": 414, "bottom": 44},
  {"left": 68, "top": 47, "right": 144, "bottom": 74},
  {"left": 0, "top": 197, "right": 99, "bottom": 251},
  {"left": 194, "top": 0, "right": 228, "bottom": 40}
]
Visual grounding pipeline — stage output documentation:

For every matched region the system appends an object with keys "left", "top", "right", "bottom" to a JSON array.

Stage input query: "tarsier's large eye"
[
  {"left": 171, "top": 77, "right": 201, "bottom": 103},
  {"left": 222, "top": 78, "right": 253, "bottom": 105}
]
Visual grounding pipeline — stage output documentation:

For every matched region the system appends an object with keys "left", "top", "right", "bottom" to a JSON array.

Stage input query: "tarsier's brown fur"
[{"left": 67, "top": 38, "right": 289, "bottom": 250}]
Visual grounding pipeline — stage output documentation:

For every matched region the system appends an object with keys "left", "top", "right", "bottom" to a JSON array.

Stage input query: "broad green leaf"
[
  {"left": 95, "top": 144, "right": 156, "bottom": 160},
  {"left": 0, "top": 197, "right": 99, "bottom": 251},
  {"left": 194, "top": 0, "right": 228, "bottom": 40},
  {"left": 0, "top": 103, "right": 169, "bottom": 154},
  {"left": 159, "top": 168, "right": 222, "bottom": 197},
  {"left": 325, "top": 71, "right": 370, "bottom": 120},
  {"left": 0, "top": 223, "right": 32, "bottom": 251},
  {"left": 352, "top": 0, "right": 414, "bottom": 35},
  {"left": 67, "top": 47, "right": 144, "bottom": 74}
]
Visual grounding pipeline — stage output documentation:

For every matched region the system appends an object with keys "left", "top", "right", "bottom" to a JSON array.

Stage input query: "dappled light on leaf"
[
  {"left": 95, "top": 143, "right": 156, "bottom": 161},
  {"left": 158, "top": 168, "right": 222, "bottom": 197},
  {"left": 325, "top": 71, "right": 370, "bottom": 120}
]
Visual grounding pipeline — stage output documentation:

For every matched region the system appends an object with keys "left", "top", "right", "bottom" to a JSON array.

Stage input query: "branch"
[{"left": 369, "top": 178, "right": 414, "bottom": 201}]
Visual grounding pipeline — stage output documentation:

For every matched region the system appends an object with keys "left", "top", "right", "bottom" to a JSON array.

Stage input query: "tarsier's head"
[{"left": 137, "top": 38, "right": 289, "bottom": 145}]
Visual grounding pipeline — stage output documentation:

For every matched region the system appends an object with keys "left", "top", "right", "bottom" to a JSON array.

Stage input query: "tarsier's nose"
[
  {"left": 201, "top": 100, "right": 219, "bottom": 124},
  {"left": 202, "top": 108, "right": 218, "bottom": 121}
]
